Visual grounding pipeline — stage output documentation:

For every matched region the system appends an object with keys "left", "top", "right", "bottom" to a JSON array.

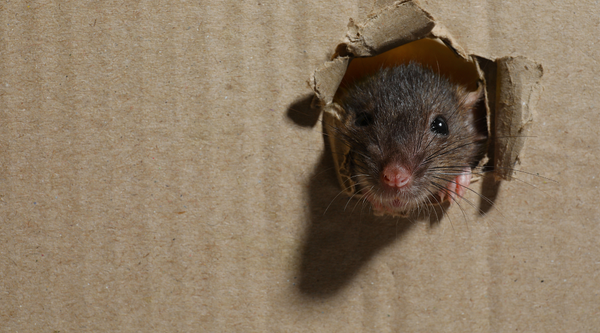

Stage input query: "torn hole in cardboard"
[{"left": 308, "top": 0, "right": 543, "bottom": 213}]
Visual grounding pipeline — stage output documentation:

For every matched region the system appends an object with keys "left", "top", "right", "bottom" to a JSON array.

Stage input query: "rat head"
[{"left": 336, "top": 63, "right": 485, "bottom": 216}]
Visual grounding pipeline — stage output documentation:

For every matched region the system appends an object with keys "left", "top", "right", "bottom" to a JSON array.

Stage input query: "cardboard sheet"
[{"left": 0, "top": 0, "right": 598, "bottom": 331}]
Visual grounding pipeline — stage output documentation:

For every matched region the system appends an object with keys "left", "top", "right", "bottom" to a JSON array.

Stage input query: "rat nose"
[{"left": 382, "top": 164, "right": 412, "bottom": 189}]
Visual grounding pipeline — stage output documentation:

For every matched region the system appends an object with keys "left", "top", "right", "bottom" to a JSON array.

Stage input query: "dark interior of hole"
[{"left": 338, "top": 38, "right": 480, "bottom": 91}]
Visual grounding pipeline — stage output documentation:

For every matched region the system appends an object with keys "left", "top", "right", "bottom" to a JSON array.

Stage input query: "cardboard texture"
[
  {"left": 1, "top": 0, "right": 598, "bottom": 331},
  {"left": 494, "top": 56, "right": 544, "bottom": 181}
]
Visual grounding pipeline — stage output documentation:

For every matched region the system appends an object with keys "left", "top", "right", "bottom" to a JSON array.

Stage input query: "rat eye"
[
  {"left": 354, "top": 113, "right": 374, "bottom": 127},
  {"left": 430, "top": 116, "right": 449, "bottom": 136}
]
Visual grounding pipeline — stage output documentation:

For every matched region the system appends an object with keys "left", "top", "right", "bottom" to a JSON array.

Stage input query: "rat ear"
[
  {"left": 461, "top": 82, "right": 484, "bottom": 110},
  {"left": 460, "top": 82, "right": 487, "bottom": 141}
]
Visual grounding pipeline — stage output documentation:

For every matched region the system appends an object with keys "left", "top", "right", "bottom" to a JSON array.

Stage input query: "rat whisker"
[
  {"left": 480, "top": 166, "right": 558, "bottom": 183},
  {"left": 423, "top": 190, "right": 442, "bottom": 224},
  {"left": 356, "top": 185, "right": 375, "bottom": 213},
  {"left": 423, "top": 135, "right": 483, "bottom": 164},
  {"left": 344, "top": 188, "right": 363, "bottom": 211},
  {"left": 431, "top": 175, "right": 496, "bottom": 211},
  {"left": 429, "top": 181, "right": 471, "bottom": 229},
  {"left": 422, "top": 137, "right": 474, "bottom": 165},
  {"left": 431, "top": 176, "right": 506, "bottom": 234},
  {"left": 323, "top": 177, "right": 361, "bottom": 215},
  {"left": 425, "top": 188, "right": 455, "bottom": 231},
  {"left": 435, "top": 176, "right": 502, "bottom": 236}
]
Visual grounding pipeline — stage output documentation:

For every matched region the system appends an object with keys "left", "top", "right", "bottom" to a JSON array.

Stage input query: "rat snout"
[{"left": 381, "top": 164, "right": 412, "bottom": 189}]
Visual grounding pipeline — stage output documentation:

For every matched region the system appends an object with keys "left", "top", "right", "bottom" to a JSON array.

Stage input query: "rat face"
[{"left": 337, "top": 63, "right": 484, "bottom": 216}]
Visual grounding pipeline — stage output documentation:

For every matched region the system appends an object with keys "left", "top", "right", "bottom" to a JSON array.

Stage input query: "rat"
[{"left": 334, "top": 62, "right": 486, "bottom": 217}]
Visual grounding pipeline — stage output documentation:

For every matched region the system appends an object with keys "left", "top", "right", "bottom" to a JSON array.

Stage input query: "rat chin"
[{"left": 360, "top": 188, "right": 425, "bottom": 217}]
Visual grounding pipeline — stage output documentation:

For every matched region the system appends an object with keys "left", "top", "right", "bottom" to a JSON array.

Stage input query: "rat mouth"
[
  {"left": 360, "top": 187, "right": 444, "bottom": 217},
  {"left": 362, "top": 192, "right": 413, "bottom": 216},
  {"left": 355, "top": 172, "right": 448, "bottom": 217}
]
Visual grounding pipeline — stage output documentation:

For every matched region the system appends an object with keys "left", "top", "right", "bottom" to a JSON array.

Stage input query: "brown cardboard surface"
[
  {"left": 0, "top": 1, "right": 598, "bottom": 332},
  {"left": 494, "top": 56, "right": 544, "bottom": 181}
]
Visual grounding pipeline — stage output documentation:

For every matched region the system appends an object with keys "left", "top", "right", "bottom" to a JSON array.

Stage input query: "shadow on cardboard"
[
  {"left": 287, "top": 94, "right": 413, "bottom": 297},
  {"left": 286, "top": 93, "right": 489, "bottom": 298}
]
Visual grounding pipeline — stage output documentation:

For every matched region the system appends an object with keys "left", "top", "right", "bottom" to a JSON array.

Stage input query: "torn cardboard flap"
[
  {"left": 310, "top": 0, "right": 543, "bottom": 196},
  {"left": 309, "top": 56, "right": 350, "bottom": 108},
  {"left": 494, "top": 56, "right": 544, "bottom": 180},
  {"left": 322, "top": 108, "right": 353, "bottom": 194},
  {"left": 341, "top": 0, "right": 435, "bottom": 57}
]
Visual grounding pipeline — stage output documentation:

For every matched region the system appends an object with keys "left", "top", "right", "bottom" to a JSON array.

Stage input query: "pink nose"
[{"left": 382, "top": 165, "right": 412, "bottom": 189}]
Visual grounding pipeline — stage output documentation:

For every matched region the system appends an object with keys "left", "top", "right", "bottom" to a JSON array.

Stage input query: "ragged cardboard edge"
[
  {"left": 310, "top": 0, "right": 543, "bottom": 196},
  {"left": 341, "top": 0, "right": 435, "bottom": 57},
  {"left": 494, "top": 56, "right": 544, "bottom": 181},
  {"left": 429, "top": 24, "right": 469, "bottom": 60},
  {"left": 322, "top": 109, "right": 353, "bottom": 194},
  {"left": 309, "top": 56, "right": 350, "bottom": 108}
]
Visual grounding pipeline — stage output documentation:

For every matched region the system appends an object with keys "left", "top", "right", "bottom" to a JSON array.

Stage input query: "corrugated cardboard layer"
[{"left": 0, "top": 1, "right": 598, "bottom": 331}]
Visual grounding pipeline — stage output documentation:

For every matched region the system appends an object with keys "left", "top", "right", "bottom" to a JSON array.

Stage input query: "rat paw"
[{"left": 438, "top": 167, "right": 472, "bottom": 203}]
